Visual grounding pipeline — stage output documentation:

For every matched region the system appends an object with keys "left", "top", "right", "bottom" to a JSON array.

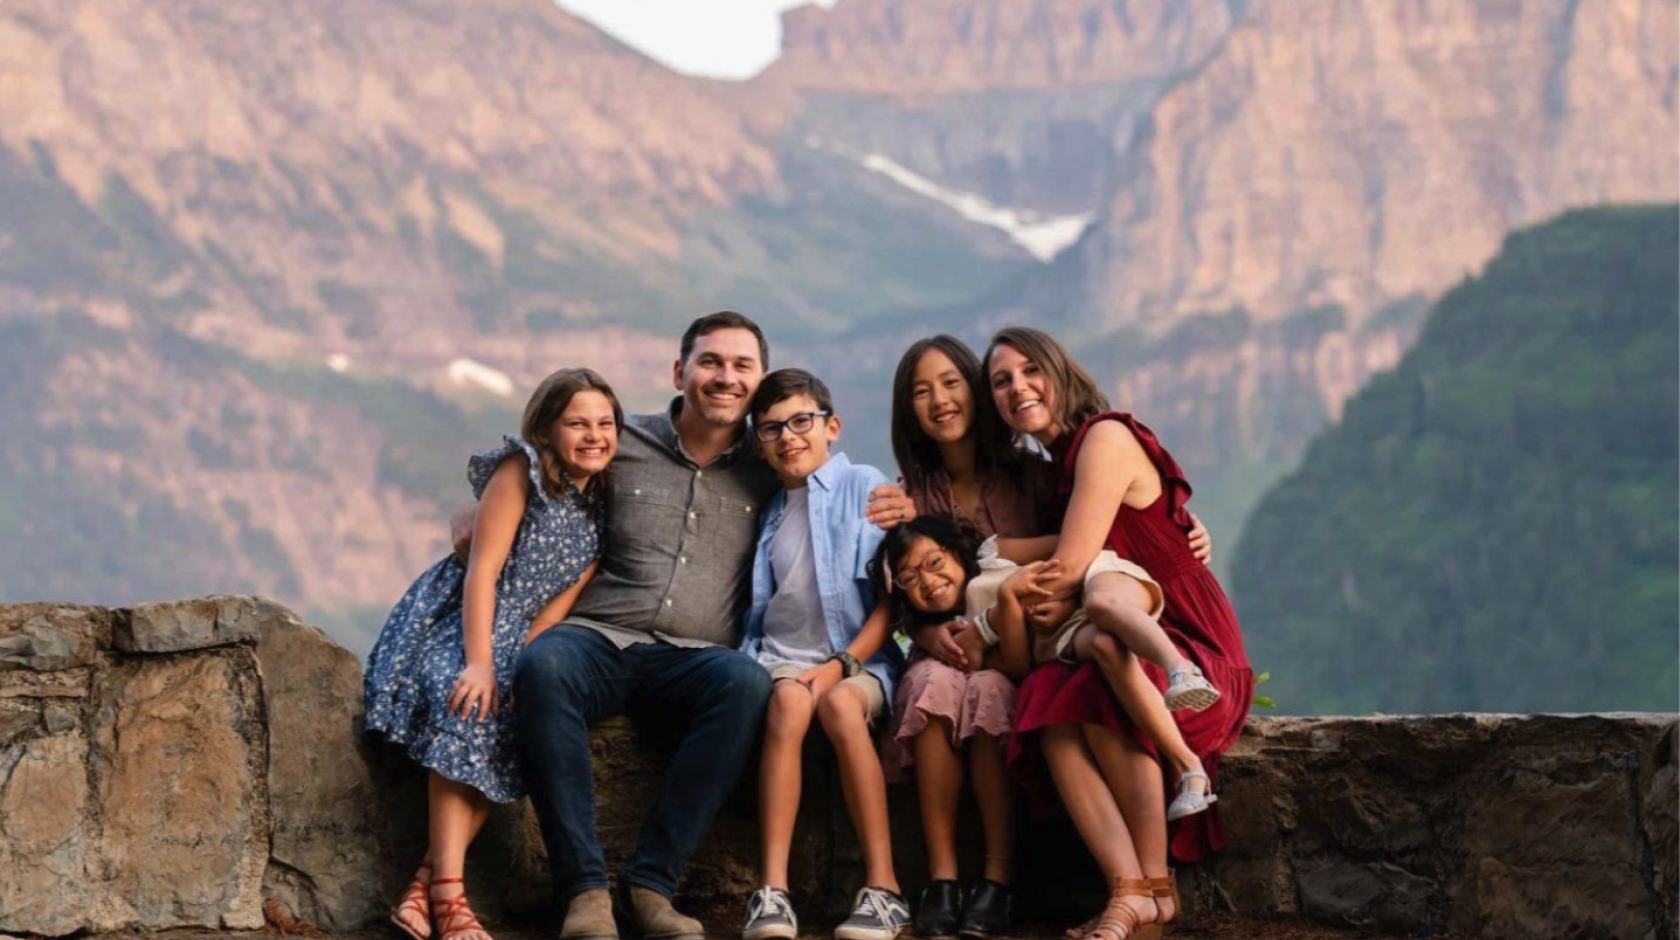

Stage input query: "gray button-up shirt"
[{"left": 565, "top": 398, "right": 780, "bottom": 648}]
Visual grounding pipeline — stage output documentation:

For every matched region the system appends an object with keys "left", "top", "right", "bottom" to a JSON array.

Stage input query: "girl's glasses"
[
  {"left": 754, "top": 410, "right": 832, "bottom": 443},
  {"left": 895, "top": 551, "right": 948, "bottom": 591}
]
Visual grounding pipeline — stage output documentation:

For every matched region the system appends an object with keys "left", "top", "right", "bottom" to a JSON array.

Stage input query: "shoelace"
[
  {"left": 752, "top": 888, "right": 790, "bottom": 920},
  {"left": 855, "top": 888, "right": 901, "bottom": 922}
]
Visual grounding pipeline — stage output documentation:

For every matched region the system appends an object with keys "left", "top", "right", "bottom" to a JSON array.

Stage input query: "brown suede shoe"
[
  {"left": 561, "top": 888, "right": 618, "bottom": 940},
  {"left": 614, "top": 884, "right": 704, "bottom": 940}
]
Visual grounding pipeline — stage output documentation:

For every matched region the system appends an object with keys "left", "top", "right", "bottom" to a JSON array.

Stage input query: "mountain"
[
  {"left": 0, "top": 0, "right": 1674, "bottom": 657},
  {"left": 1230, "top": 204, "right": 1679, "bottom": 715}
]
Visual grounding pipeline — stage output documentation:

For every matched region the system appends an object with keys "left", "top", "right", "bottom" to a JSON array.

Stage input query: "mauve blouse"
[{"left": 905, "top": 457, "right": 1059, "bottom": 540}]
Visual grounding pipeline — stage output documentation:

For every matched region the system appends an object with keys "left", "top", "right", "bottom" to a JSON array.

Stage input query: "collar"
[
  {"left": 638, "top": 396, "right": 754, "bottom": 465},
  {"left": 807, "top": 451, "right": 852, "bottom": 493}
]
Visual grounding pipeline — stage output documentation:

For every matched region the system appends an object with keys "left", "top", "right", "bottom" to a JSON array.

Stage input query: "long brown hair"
[
  {"left": 520, "top": 367, "right": 623, "bottom": 497},
  {"left": 984, "top": 326, "right": 1109, "bottom": 439},
  {"left": 890, "top": 336, "right": 1018, "bottom": 492}
]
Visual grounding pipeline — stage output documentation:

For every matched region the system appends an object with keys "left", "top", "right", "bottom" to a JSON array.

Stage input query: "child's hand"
[
  {"left": 797, "top": 659, "right": 846, "bottom": 697},
  {"left": 950, "top": 620, "right": 987, "bottom": 673},
  {"left": 1004, "top": 560, "right": 1060, "bottom": 600},
  {"left": 449, "top": 662, "right": 500, "bottom": 721},
  {"left": 912, "top": 621, "right": 970, "bottom": 670},
  {"left": 1026, "top": 596, "right": 1081, "bottom": 634}
]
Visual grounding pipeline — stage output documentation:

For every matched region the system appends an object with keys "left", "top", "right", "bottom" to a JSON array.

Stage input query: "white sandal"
[
  {"left": 1167, "top": 770, "right": 1217, "bottom": 821},
  {"left": 1164, "top": 666, "right": 1220, "bottom": 712}
]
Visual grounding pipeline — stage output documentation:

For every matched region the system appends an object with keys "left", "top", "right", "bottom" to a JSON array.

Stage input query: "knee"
[
  {"left": 767, "top": 681, "right": 813, "bottom": 729},
  {"left": 816, "top": 687, "right": 866, "bottom": 736},
  {"left": 1088, "top": 631, "right": 1132, "bottom": 670},
  {"left": 717, "top": 654, "right": 773, "bottom": 715},
  {"left": 515, "top": 630, "right": 586, "bottom": 696}
]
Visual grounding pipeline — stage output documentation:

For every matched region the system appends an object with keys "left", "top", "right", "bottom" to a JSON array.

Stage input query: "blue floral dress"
[{"left": 364, "top": 436, "right": 601, "bottom": 802}]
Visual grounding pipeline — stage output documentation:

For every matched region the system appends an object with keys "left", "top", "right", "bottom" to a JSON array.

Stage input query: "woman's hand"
[
  {"left": 912, "top": 621, "right": 970, "bottom": 670},
  {"left": 1187, "top": 510, "right": 1213, "bottom": 565},
  {"left": 797, "top": 659, "right": 845, "bottom": 697},
  {"left": 866, "top": 483, "right": 918, "bottom": 530},
  {"left": 950, "top": 620, "right": 986, "bottom": 673},
  {"left": 448, "top": 662, "right": 500, "bottom": 721}
]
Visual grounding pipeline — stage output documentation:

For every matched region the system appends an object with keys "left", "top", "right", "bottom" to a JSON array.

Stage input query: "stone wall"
[{"left": 0, "top": 599, "right": 1673, "bottom": 939}]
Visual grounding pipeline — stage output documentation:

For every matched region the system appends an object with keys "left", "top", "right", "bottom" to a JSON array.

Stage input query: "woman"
[
  {"left": 986, "top": 327, "right": 1253, "bottom": 940},
  {"left": 882, "top": 336, "right": 1212, "bottom": 939}
]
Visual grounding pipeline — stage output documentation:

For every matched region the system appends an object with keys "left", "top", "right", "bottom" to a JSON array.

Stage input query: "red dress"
[{"left": 1008, "top": 412, "right": 1253, "bottom": 863}]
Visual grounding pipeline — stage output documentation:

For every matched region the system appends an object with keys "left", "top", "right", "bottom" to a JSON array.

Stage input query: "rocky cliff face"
[{"left": 0, "top": 0, "right": 1674, "bottom": 634}]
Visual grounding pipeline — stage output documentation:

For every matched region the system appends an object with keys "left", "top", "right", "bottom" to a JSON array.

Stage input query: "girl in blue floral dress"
[{"left": 365, "top": 368, "right": 622, "bottom": 940}]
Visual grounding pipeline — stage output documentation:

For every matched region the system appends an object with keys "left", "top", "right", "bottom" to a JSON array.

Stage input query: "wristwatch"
[{"left": 830, "top": 651, "right": 862, "bottom": 678}]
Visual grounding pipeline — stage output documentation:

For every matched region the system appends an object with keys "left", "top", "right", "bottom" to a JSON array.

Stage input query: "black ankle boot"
[
  {"left": 956, "top": 880, "right": 1013, "bottom": 940},
  {"left": 913, "top": 880, "right": 964, "bottom": 939}
]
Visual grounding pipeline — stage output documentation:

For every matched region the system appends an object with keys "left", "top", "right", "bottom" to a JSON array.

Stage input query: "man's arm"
[{"left": 451, "top": 501, "right": 478, "bottom": 562}]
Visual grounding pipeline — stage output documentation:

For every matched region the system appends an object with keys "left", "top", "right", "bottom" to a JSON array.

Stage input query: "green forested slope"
[{"left": 1231, "top": 205, "right": 1679, "bottom": 714}]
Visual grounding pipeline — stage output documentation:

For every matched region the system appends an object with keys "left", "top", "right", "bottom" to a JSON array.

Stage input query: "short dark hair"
[
  {"left": 679, "top": 311, "right": 769, "bottom": 368},
  {"left": 750, "top": 367, "right": 834, "bottom": 420}
]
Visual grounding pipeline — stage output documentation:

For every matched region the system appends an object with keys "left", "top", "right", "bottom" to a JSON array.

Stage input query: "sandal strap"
[
  {"left": 1089, "top": 902, "right": 1140, "bottom": 940},
  {"left": 1146, "top": 874, "right": 1176, "bottom": 898},
  {"left": 431, "top": 876, "right": 465, "bottom": 886},
  {"left": 1176, "top": 770, "right": 1210, "bottom": 787},
  {"left": 433, "top": 892, "right": 487, "bottom": 938},
  {"left": 1112, "top": 877, "right": 1155, "bottom": 898}
]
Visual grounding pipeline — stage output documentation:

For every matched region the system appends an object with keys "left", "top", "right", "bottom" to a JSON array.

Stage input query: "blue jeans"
[{"left": 514, "top": 626, "right": 772, "bottom": 902}]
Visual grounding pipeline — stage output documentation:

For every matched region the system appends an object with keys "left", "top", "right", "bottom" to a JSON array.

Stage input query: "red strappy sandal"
[
  {"left": 390, "top": 856, "right": 433, "bottom": 940},
  {"left": 431, "top": 877, "right": 494, "bottom": 940}
]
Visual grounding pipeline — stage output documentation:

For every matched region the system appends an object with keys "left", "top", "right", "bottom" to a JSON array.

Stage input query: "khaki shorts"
[
  {"left": 768, "top": 662, "right": 887, "bottom": 724},
  {"left": 1035, "top": 551, "right": 1165, "bottom": 665}
]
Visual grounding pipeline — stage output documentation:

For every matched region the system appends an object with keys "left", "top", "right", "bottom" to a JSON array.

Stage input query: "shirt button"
[
  {"left": 679, "top": 556, "right": 688, "bottom": 564},
  {"left": 663, "top": 598, "right": 673, "bottom": 607},
  {"left": 696, "top": 470, "right": 703, "bottom": 479},
  {"left": 688, "top": 511, "right": 697, "bottom": 519}
]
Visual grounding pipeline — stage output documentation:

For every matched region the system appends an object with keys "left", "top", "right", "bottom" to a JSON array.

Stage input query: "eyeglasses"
[
  {"left": 895, "top": 551, "right": 949, "bottom": 591},
  {"left": 754, "top": 410, "right": 832, "bottom": 443}
]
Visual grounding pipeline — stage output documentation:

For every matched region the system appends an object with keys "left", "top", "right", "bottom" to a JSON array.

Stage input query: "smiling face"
[
  {"left": 757, "top": 392, "right": 840, "bottom": 486},
  {"left": 988, "top": 341, "right": 1059, "bottom": 441},
  {"left": 546, "top": 389, "right": 619, "bottom": 483},
  {"left": 896, "top": 535, "right": 967, "bottom": 614},
  {"left": 910, "top": 348, "right": 974, "bottom": 445},
  {"left": 673, "top": 327, "right": 763, "bottom": 427}
]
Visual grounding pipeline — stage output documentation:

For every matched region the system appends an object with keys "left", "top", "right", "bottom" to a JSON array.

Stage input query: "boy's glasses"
[
  {"left": 895, "top": 551, "right": 948, "bottom": 591},
  {"left": 754, "top": 410, "right": 832, "bottom": 443}
]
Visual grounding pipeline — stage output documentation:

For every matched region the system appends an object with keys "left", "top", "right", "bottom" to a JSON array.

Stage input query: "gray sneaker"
[
  {"left": 743, "top": 886, "right": 798, "bottom": 940},
  {"left": 834, "top": 886, "right": 912, "bottom": 940}
]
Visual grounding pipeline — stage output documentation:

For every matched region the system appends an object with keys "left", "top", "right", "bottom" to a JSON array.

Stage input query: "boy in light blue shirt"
[{"left": 739, "top": 369, "right": 909, "bottom": 940}]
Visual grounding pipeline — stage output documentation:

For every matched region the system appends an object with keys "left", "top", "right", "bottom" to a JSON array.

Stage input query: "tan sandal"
[
  {"left": 431, "top": 877, "right": 494, "bottom": 940},
  {"left": 390, "top": 856, "right": 433, "bottom": 940},
  {"left": 1080, "top": 878, "right": 1160, "bottom": 940},
  {"left": 1146, "top": 872, "right": 1180, "bottom": 927}
]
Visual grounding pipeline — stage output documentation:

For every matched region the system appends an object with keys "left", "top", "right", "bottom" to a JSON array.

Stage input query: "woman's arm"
[
  {"left": 1045, "top": 421, "right": 1158, "bottom": 595},
  {"left": 523, "top": 560, "right": 599, "bottom": 647},
  {"left": 451, "top": 457, "right": 528, "bottom": 719},
  {"left": 996, "top": 534, "right": 1060, "bottom": 564}
]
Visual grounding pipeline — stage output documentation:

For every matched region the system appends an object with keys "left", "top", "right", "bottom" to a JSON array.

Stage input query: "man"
[{"left": 474, "top": 312, "right": 916, "bottom": 940}]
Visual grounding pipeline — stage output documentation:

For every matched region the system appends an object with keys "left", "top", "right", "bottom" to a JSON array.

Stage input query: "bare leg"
[
  {"left": 760, "top": 681, "right": 816, "bottom": 890},
  {"left": 913, "top": 716, "right": 963, "bottom": 882},
  {"left": 819, "top": 684, "right": 899, "bottom": 893},
  {"left": 1075, "top": 628, "right": 1206, "bottom": 788},
  {"left": 1082, "top": 725, "right": 1171, "bottom": 924},
  {"left": 427, "top": 772, "right": 494, "bottom": 940},
  {"left": 1083, "top": 572, "right": 1194, "bottom": 676},
  {"left": 968, "top": 731, "right": 1015, "bottom": 884},
  {"left": 1040, "top": 726, "right": 1153, "bottom": 938}
]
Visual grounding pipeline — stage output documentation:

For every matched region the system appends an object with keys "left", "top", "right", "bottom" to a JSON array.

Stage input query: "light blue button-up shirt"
[{"left": 742, "top": 452, "right": 903, "bottom": 705}]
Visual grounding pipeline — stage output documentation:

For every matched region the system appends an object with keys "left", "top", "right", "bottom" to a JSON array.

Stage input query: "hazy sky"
[{"left": 556, "top": 0, "right": 836, "bottom": 81}]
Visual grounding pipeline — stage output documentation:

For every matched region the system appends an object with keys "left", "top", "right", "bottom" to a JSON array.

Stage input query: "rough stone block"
[
  {"left": 115, "top": 596, "right": 265, "bottom": 654},
  {"left": 1297, "top": 858, "right": 1433, "bottom": 933},
  {"left": 91, "top": 651, "right": 269, "bottom": 930},
  {"left": 0, "top": 605, "right": 109, "bottom": 671},
  {"left": 0, "top": 732, "right": 90, "bottom": 936},
  {"left": 255, "top": 609, "right": 383, "bottom": 931},
  {"left": 1645, "top": 722, "right": 1678, "bottom": 940}
]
